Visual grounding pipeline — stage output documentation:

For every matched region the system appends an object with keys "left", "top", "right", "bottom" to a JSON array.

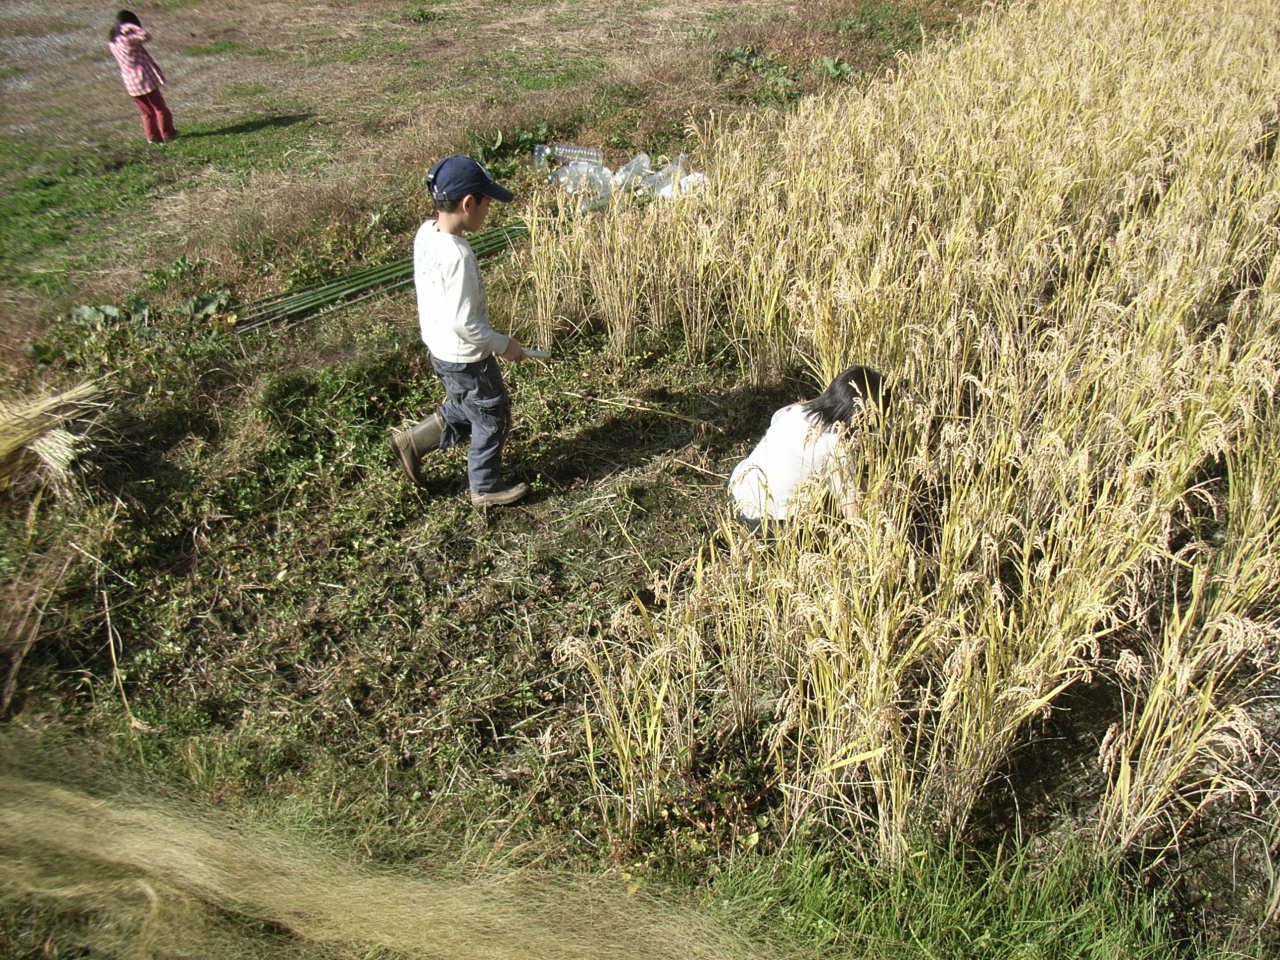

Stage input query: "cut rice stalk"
[{"left": 0, "top": 382, "right": 107, "bottom": 490}]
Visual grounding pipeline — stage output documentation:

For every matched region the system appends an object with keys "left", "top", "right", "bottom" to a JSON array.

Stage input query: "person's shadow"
[
  {"left": 510, "top": 379, "right": 801, "bottom": 500},
  {"left": 181, "top": 113, "right": 314, "bottom": 139}
]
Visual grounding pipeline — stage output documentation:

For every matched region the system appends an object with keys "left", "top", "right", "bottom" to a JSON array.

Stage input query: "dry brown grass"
[
  {"left": 0, "top": 745, "right": 769, "bottom": 960},
  {"left": 1, "top": 0, "right": 977, "bottom": 353}
]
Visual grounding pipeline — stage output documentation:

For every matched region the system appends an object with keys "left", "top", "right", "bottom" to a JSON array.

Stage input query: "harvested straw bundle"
[{"left": 0, "top": 381, "right": 107, "bottom": 491}]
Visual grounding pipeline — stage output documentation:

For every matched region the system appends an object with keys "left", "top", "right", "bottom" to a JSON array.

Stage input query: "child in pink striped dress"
[{"left": 108, "top": 10, "right": 177, "bottom": 143}]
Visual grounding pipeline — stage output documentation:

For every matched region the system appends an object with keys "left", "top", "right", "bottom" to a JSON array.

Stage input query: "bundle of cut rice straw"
[{"left": 0, "top": 381, "right": 107, "bottom": 490}]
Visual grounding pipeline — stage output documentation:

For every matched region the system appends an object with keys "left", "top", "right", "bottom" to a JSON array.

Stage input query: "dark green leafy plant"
[
  {"left": 816, "top": 54, "right": 856, "bottom": 82},
  {"left": 719, "top": 46, "right": 797, "bottom": 105},
  {"left": 467, "top": 123, "right": 554, "bottom": 179}
]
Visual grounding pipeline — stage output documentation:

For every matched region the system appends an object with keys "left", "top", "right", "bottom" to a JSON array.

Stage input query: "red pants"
[{"left": 132, "top": 89, "right": 176, "bottom": 142}]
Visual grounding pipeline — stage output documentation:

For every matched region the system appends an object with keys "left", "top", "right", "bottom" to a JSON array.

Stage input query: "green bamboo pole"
[{"left": 234, "top": 221, "right": 529, "bottom": 332}]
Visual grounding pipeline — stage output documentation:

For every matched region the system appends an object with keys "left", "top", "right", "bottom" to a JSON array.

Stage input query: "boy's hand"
[{"left": 501, "top": 339, "right": 527, "bottom": 362}]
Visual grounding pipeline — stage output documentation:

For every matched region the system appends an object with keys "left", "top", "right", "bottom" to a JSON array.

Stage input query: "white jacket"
[
  {"left": 728, "top": 404, "right": 858, "bottom": 521},
  {"left": 414, "top": 220, "right": 510, "bottom": 363}
]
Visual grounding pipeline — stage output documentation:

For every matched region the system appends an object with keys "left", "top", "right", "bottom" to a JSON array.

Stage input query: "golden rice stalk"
[
  {"left": 555, "top": 0, "right": 1280, "bottom": 866},
  {"left": 0, "top": 381, "right": 107, "bottom": 490}
]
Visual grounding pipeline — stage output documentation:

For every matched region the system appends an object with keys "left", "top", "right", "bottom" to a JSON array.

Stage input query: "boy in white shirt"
[{"left": 392, "top": 155, "right": 529, "bottom": 506}]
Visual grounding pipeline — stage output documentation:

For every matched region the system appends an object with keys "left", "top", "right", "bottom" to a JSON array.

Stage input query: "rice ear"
[{"left": 0, "top": 381, "right": 108, "bottom": 491}]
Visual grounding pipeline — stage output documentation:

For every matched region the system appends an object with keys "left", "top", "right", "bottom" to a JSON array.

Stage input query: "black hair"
[
  {"left": 803, "top": 364, "right": 887, "bottom": 429},
  {"left": 433, "top": 193, "right": 485, "bottom": 214},
  {"left": 434, "top": 195, "right": 466, "bottom": 213},
  {"left": 109, "top": 9, "right": 140, "bottom": 40}
]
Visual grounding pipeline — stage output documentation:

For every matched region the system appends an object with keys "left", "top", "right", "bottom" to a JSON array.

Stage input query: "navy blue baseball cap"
[{"left": 426, "top": 155, "right": 514, "bottom": 203}]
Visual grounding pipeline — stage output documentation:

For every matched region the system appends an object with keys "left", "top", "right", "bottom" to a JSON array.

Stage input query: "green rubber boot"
[{"left": 390, "top": 413, "right": 444, "bottom": 484}]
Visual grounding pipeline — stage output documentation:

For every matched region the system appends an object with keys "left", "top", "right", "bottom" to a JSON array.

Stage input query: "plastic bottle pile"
[{"left": 533, "top": 143, "right": 707, "bottom": 212}]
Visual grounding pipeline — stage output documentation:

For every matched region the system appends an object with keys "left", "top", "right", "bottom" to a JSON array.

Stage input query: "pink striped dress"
[{"left": 108, "top": 23, "right": 166, "bottom": 97}]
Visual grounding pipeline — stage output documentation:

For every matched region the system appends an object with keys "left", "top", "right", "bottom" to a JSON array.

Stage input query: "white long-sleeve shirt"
[
  {"left": 414, "top": 220, "right": 510, "bottom": 363},
  {"left": 728, "top": 404, "right": 858, "bottom": 521}
]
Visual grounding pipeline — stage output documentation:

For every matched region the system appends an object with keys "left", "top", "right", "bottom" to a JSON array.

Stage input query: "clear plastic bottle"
[
  {"left": 612, "top": 152, "right": 652, "bottom": 190},
  {"left": 676, "top": 172, "right": 707, "bottom": 196},
  {"left": 550, "top": 143, "right": 605, "bottom": 165},
  {"left": 550, "top": 160, "right": 613, "bottom": 197},
  {"left": 639, "top": 153, "right": 689, "bottom": 197},
  {"left": 549, "top": 161, "right": 613, "bottom": 215},
  {"left": 533, "top": 143, "right": 604, "bottom": 169}
]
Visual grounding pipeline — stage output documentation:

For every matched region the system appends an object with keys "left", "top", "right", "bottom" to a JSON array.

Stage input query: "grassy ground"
[
  {"left": 6, "top": 282, "right": 812, "bottom": 870},
  {"left": 2, "top": 747, "right": 1240, "bottom": 959},
  {"left": 4, "top": 1, "right": 1277, "bottom": 958},
  {"left": 1, "top": 760, "right": 1243, "bottom": 960}
]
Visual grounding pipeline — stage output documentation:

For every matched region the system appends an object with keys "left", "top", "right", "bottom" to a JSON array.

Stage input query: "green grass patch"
[
  {"left": 548, "top": 7, "right": 585, "bottom": 26},
  {"left": 20, "top": 19, "right": 79, "bottom": 34},
  {"left": 331, "top": 38, "right": 412, "bottom": 64},
  {"left": 406, "top": 3, "right": 449, "bottom": 23},
  {"left": 830, "top": 0, "right": 926, "bottom": 49},
  {"left": 225, "top": 81, "right": 268, "bottom": 97},
  {"left": 0, "top": 111, "right": 325, "bottom": 294},
  {"left": 497, "top": 49, "right": 604, "bottom": 92},
  {"left": 712, "top": 842, "right": 1256, "bottom": 960},
  {"left": 0, "top": 142, "right": 159, "bottom": 296},
  {"left": 696, "top": 3, "right": 794, "bottom": 41}
]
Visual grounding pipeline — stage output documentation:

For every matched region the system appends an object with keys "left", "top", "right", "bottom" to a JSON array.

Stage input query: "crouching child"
[{"left": 728, "top": 365, "right": 888, "bottom": 534}]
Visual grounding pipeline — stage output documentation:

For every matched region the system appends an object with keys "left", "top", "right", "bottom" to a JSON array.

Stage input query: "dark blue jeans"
[{"left": 430, "top": 355, "right": 511, "bottom": 494}]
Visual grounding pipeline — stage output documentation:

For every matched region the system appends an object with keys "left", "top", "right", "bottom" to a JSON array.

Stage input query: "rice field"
[
  {"left": 523, "top": 0, "right": 1280, "bottom": 879},
  {"left": 6, "top": 0, "right": 1280, "bottom": 953}
]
